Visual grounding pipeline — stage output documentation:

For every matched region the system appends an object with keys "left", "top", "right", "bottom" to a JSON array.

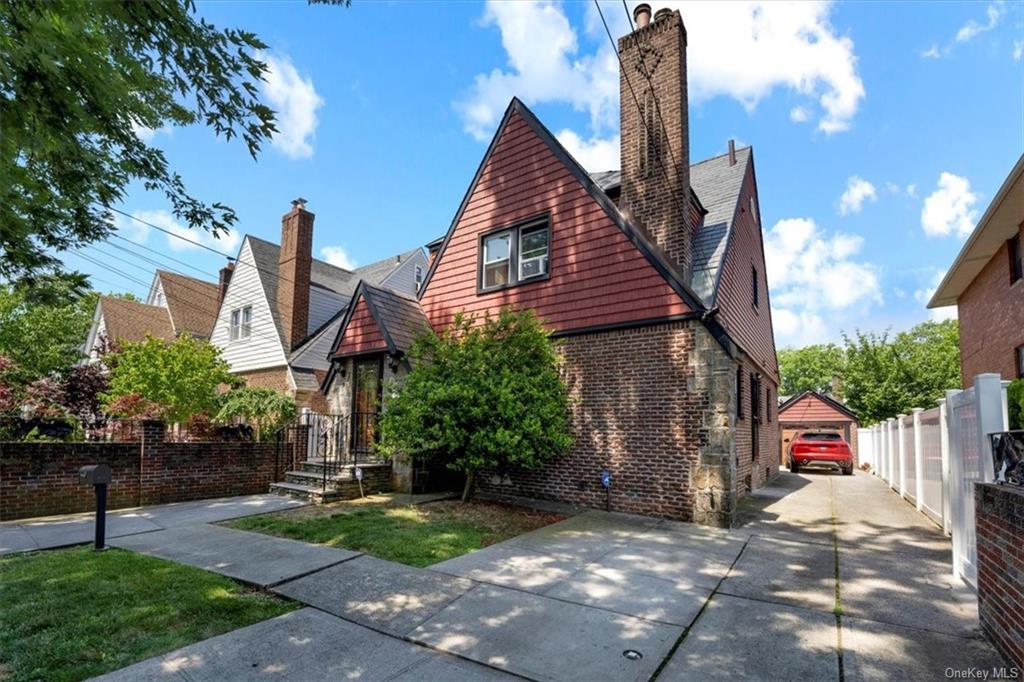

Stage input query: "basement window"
[
  {"left": 230, "top": 305, "right": 252, "bottom": 341},
  {"left": 479, "top": 217, "right": 550, "bottom": 292}
]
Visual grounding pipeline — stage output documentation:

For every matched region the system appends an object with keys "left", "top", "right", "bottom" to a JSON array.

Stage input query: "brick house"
[
  {"left": 929, "top": 153, "right": 1024, "bottom": 386},
  {"left": 210, "top": 200, "right": 428, "bottom": 411},
  {"left": 83, "top": 270, "right": 219, "bottom": 361},
  {"left": 324, "top": 8, "right": 779, "bottom": 527},
  {"left": 777, "top": 391, "right": 859, "bottom": 467}
]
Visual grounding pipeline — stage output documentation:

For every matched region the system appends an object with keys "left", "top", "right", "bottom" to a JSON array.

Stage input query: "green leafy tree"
[
  {"left": 0, "top": 283, "right": 97, "bottom": 384},
  {"left": 778, "top": 343, "right": 845, "bottom": 398},
  {"left": 842, "top": 319, "right": 960, "bottom": 425},
  {"left": 1007, "top": 379, "right": 1024, "bottom": 431},
  {"left": 378, "top": 308, "right": 573, "bottom": 502},
  {"left": 215, "top": 387, "right": 296, "bottom": 441},
  {"left": 104, "top": 334, "right": 238, "bottom": 424},
  {"left": 1, "top": 0, "right": 278, "bottom": 285}
]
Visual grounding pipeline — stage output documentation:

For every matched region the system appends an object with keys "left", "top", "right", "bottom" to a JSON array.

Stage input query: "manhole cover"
[{"left": 622, "top": 650, "right": 643, "bottom": 661}]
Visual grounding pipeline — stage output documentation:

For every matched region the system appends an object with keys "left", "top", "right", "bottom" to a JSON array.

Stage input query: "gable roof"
[
  {"left": 590, "top": 147, "right": 751, "bottom": 307},
  {"left": 242, "top": 235, "right": 422, "bottom": 349},
  {"left": 156, "top": 271, "right": 219, "bottom": 339},
  {"left": 329, "top": 281, "right": 430, "bottom": 359},
  {"left": 777, "top": 390, "right": 859, "bottom": 422},
  {"left": 417, "top": 97, "right": 705, "bottom": 316},
  {"left": 99, "top": 297, "right": 175, "bottom": 344},
  {"left": 928, "top": 153, "right": 1024, "bottom": 308}
]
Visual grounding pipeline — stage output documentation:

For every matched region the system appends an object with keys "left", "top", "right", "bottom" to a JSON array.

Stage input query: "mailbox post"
[{"left": 79, "top": 465, "right": 112, "bottom": 550}]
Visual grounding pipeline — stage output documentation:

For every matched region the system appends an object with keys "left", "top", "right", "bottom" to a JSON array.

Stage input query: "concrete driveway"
[{"left": 93, "top": 472, "right": 1006, "bottom": 681}]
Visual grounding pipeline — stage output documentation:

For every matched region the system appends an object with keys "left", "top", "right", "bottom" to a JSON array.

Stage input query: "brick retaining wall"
[
  {"left": 976, "top": 482, "right": 1024, "bottom": 668},
  {"left": 0, "top": 424, "right": 298, "bottom": 521}
]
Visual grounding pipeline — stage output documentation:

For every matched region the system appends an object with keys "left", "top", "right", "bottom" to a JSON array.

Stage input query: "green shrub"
[{"left": 1008, "top": 379, "right": 1024, "bottom": 431}]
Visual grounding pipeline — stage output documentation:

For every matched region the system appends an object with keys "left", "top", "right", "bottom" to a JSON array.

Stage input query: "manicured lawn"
[
  {"left": 0, "top": 547, "right": 296, "bottom": 682},
  {"left": 228, "top": 500, "right": 564, "bottom": 567}
]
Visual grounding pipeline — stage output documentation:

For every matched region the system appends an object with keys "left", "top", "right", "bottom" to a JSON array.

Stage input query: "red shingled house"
[{"left": 324, "top": 8, "right": 779, "bottom": 526}]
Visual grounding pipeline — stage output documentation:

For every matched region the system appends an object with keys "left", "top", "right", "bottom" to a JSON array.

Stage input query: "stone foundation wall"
[{"left": 976, "top": 483, "right": 1024, "bottom": 668}]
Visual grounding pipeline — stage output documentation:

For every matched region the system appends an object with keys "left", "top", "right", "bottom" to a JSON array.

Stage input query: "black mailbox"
[
  {"left": 79, "top": 464, "right": 111, "bottom": 486},
  {"left": 79, "top": 464, "right": 111, "bottom": 550}
]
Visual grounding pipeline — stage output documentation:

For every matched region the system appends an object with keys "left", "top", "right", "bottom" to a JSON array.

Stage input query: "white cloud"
[
  {"left": 1013, "top": 41, "right": 1023, "bottom": 61},
  {"left": 128, "top": 209, "right": 240, "bottom": 254},
  {"left": 920, "top": 44, "right": 942, "bottom": 59},
  {"left": 130, "top": 122, "right": 171, "bottom": 143},
  {"left": 921, "top": 172, "right": 978, "bottom": 238},
  {"left": 764, "top": 217, "right": 882, "bottom": 345},
  {"left": 955, "top": 2, "right": 1004, "bottom": 43},
  {"left": 320, "top": 246, "right": 358, "bottom": 271},
  {"left": 914, "top": 269, "right": 958, "bottom": 321},
  {"left": 789, "top": 106, "right": 810, "bottom": 123},
  {"left": 556, "top": 129, "right": 620, "bottom": 171},
  {"left": 838, "top": 176, "right": 877, "bottom": 215},
  {"left": 457, "top": 0, "right": 865, "bottom": 145},
  {"left": 260, "top": 53, "right": 324, "bottom": 159},
  {"left": 906, "top": 183, "right": 917, "bottom": 198}
]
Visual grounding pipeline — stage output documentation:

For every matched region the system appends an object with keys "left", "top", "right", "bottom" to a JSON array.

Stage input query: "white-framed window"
[
  {"left": 415, "top": 264, "right": 423, "bottom": 291},
  {"left": 481, "top": 231, "right": 512, "bottom": 289},
  {"left": 230, "top": 305, "right": 252, "bottom": 341},
  {"left": 518, "top": 224, "right": 549, "bottom": 280},
  {"left": 479, "top": 217, "right": 550, "bottom": 292}
]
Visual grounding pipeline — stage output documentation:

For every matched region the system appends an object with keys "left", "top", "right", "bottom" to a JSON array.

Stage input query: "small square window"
[
  {"left": 415, "top": 265, "right": 423, "bottom": 292},
  {"left": 230, "top": 305, "right": 252, "bottom": 341},
  {"left": 518, "top": 224, "right": 549, "bottom": 280},
  {"left": 481, "top": 231, "right": 511, "bottom": 289}
]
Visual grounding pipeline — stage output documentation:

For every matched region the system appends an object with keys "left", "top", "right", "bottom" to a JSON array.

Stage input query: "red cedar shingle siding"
[
  {"left": 958, "top": 229, "right": 1024, "bottom": 386},
  {"left": 420, "top": 111, "right": 692, "bottom": 333},
  {"left": 779, "top": 394, "right": 855, "bottom": 424},
  {"left": 335, "top": 297, "right": 387, "bottom": 357},
  {"left": 714, "top": 161, "right": 779, "bottom": 380}
]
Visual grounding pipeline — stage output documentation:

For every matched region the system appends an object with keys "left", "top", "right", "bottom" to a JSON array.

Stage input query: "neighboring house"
[
  {"left": 324, "top": 9, "right": 780, "bottom": 527},
  {"left": 210, "top": 199, "right": 427, "bottom": 411},
  {"left": 929, "top": 153, "right": 1024, "bottom": 386},
  {"left": 777, "top": 391, "right": 859, "bottom": 467},
  {"left": 83, "top": 270, "right": 219, "bottom": 361}
]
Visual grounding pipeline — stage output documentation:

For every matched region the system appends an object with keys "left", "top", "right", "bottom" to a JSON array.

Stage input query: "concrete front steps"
[{"left": 269, "top": 461, "right": 392, "bottom": 504}]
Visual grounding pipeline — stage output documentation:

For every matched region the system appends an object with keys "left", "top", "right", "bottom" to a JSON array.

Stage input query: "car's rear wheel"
[
  {"left": 789, "top": 460, "right": 799, "bottom": 474},
  {"left": 842, "top": 464, "right": 853, "bottom": 476}
]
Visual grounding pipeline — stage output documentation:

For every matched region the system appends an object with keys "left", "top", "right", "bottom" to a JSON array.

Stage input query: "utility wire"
[
  {"left": 109, "top": 232, "right": 219, "bottom": 279},
  {"left": 107, "top": 206, "right": 234, "bottom": 259}
]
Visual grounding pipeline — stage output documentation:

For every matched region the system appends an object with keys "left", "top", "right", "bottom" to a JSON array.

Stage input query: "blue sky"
[{"left": 70, "top": 1, "right": 1024, "bottom": 348}]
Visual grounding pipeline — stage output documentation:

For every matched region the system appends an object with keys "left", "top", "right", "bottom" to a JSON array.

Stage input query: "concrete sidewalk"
[
  {"left": 0, "top": 494, "right": 306, "bottom": 555},
  {"left": 86, "top": 471, "right": 1006, "bottom": 681}
]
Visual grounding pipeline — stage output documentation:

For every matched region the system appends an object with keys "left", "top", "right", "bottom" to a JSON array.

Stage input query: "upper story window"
[
  {"left": 1009, "top": 233, "right": 1022, "bottom": 284},
  {"left": 230, "top": 305, "right": 252, "bottom": 341},
  {"left": 479, "top": 217, "right": 550, "bottom": 292},
  {"left": 415, "top": 265, "right": 423, "bottom": 292},
  {"left": 751, "top": 266, "right": 760, "bottom": 308},
  {"left": 1017, "top": 345, "right": 1024, "bottom": 379},
  {"left": 749, "top": 196, "right": 759, "bottom": 226}
]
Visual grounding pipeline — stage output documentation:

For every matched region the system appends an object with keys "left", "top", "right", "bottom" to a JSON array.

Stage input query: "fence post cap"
[{"left": 912, "top": 407, "right": 924, "bottom": 413}]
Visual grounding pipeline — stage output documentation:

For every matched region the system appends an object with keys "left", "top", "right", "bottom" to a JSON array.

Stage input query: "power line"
[
  {"left": 109, "top": 232, "right": 219, "bottom": 279},
  {"left": 106, "top": 206, "right": 234, "bottom": 259}
]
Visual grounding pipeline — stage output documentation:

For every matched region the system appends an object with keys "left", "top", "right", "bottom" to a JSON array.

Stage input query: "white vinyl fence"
[{"left": 856, "top": 373, "right": 1008, "bottom": 590}]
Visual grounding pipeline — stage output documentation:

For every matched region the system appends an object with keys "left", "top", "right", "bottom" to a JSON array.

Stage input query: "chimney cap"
[
  {"left": 654, "top": 7, "right": 672, "bottom": 22},
  {"left": 291, "top": 197, "right": 308, "bottom": 210},
  {"left": 727, "top": 139, "right": 737, "bottom": 166},
  {"left": 633, "top": 3, "right": 652, "bottom": 28}
]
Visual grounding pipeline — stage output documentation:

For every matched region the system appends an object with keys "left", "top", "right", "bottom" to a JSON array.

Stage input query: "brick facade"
[
  {"left": 617, "top": 10, "right": 691, "bottom": 280},
  {"left": 236, "top": 365, "right": 326, "bottom": 412},
  {"left": 477, "top": 320, "right": 742, "bottom": 526},
  {"left": 975, "top": 482, "right": 1024, "bottom": 667},
  {"left": 959, "top": 229, "right": 1024, "bottom": 386},
  {"left": 0, "top": 424, "right": 297, "bottom": 521}
]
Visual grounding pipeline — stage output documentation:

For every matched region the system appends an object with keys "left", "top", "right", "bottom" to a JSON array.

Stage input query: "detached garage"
[{"left": 778, "top": 391, "right": 860, "bottom": 467}]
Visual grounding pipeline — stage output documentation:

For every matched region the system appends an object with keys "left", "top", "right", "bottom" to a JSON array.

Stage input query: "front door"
[{"left": 352, "top": 356, "right": 383, "bottom": 453}]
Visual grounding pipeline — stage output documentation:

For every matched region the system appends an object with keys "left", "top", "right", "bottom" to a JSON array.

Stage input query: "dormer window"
[
  {"left": 230, "top": 305, "right": 252, "bottom": 341},
  {"left": 479, "top": 217, "right": 550, "bottom": 292},
  {"left": 415, "top": 264, "right": 424, "bottom": 291}
]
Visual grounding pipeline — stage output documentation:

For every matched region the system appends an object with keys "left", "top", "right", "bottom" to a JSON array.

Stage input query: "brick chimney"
[
  {"left": 618, "top": 6, "right": 691, "bottom": 280},
  {"left": 217, "top": 261, "right": 234, "bottom": 308},
  {"left": 277, "top": 198, "right": 313, "bottom": 351}
]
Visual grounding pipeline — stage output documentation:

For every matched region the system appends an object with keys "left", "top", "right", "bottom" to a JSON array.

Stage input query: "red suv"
[{"left": 788, "top": 431, "right": 854, "bottom": 475}]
